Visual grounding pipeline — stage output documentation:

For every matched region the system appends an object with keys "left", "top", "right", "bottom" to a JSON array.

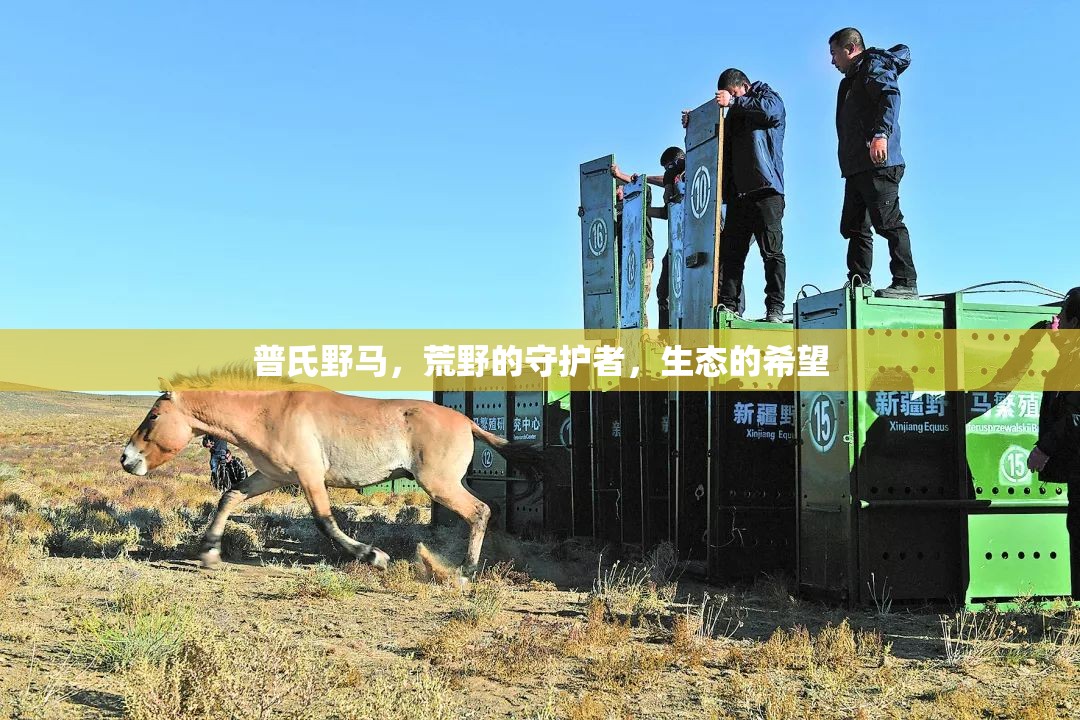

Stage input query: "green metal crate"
[
  {"left": 796, "top": 285, "right": 957, "bottom": 605},
  {"left": 796, "top": 286, "right": 1072, "bottom": 607},
  {"left": 946, "top": 295, "right": 1071, "bottom": 606},
  {"left": 708, "top": 312, "right": 797, "bottom": 583}
]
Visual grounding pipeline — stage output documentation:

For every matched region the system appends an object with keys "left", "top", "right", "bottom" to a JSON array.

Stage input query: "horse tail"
[
  {"left": 469, "top": 420, "right": 510, "bottom": 450},
  {"left": 469, "top": 420, "right": 558, "bottom": 484}
]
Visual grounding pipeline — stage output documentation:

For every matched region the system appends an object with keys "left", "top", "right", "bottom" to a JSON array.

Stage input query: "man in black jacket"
[
  {"left": 830, "top": 27, "right": 918, "bottom": 299},
  {"left": 710, "top": 68, "right": 787, "bottom": 323},
  {"left": 1027, "top": 287, "right": 1080, "bottom": 596}
]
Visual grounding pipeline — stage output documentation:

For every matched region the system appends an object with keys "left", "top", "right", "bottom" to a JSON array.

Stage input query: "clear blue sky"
[{"left": 2, "top": 1, "right": 1076, "bottom": 330}]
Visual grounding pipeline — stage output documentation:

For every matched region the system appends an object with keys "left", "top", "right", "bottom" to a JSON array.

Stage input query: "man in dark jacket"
[
  {"left": 829, "top": 28, "right": 918, "bottom": 299},
  {"left": 1027, "top": 286, "right": 1080, "bottom": 596},
  {"left": 711, "top": 68, "right": 787, "bottom": 322}
]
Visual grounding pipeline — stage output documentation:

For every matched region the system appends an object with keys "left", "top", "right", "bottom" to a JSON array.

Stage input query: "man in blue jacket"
[
  {"left": 830, "top": 27, "right": 918, "bottom": 299},
  {"left": 711, "top": 69, "right": 787, "bottom": 322}
]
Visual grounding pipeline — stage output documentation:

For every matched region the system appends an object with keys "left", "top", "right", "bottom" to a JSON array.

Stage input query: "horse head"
[{"left": 120, "top": 381, "right": 196, "bottom": 475}]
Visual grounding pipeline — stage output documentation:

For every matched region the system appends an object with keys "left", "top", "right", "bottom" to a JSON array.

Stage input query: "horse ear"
[{"left": 158, "top": 377, "right": 174, "bottom": 394}]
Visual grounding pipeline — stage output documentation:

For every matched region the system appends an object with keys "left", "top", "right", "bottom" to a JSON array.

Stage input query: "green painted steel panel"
[
  {"left": 966, "top": 513, "right": 1072, "bottom": 604},
  {"left": 950, "top": 297, "right": 1065, "bottom": 505}
]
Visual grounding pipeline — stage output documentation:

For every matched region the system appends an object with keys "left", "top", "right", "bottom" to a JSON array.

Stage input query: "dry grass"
[
  {"left": 125, "top": 626, "right": 464, "bottom": 720},
  {"left": 0, "top": 646, "right": 81, "bottom": 720},
  {"left": 452, "top": 578, "right": 509, "bottom": 626},
  {"left": 423, "top": 615, "right": 572, "bottom": 682},
  {"left": 566, "top": 597, "right": 632, "bottom": 653},
  {"left": 0, "top": 518, "right": 37, "bottom": 599},
  {"left": 941, "top": 609, "right": 1020, "bottom": 666},
  {"left": 756, "top": 625, "right": 814, "bottom": 670},
  {"left": 589, "top": 558, "right": 675, "bottom": 622},
  {"left": 582, "top": 644, "right": 670, "bottom": 693}
]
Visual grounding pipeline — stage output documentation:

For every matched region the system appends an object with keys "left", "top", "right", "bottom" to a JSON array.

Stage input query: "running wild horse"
[{"left": 120, "top": 371, "right": 550, "bottom": 571}]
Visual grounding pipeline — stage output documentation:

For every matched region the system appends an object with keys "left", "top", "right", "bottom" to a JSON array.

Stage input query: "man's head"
[
  {"left": 660, "top": 146, "right": 686, "bottom": 186},
  {"left": 829, "top": 27, "right": 865, "bottom": 74},
  {"left": 660, "top": 146, "right": 684, "bottom": 170},
  {"left": 1058, "top": 287, "right": 1080, "bottom": 330},
  {"left": 717, "top": 68, "right": 751, "bottom": 96}
]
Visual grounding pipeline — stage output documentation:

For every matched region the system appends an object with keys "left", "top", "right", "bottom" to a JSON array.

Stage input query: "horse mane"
[{"left": 167, "top": 363, "right": 331, "bottom": 392}]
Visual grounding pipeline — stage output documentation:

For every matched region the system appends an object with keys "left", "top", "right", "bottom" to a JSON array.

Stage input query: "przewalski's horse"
[{"left": 119, "top": 371, "right": 551, "bottom": 571}]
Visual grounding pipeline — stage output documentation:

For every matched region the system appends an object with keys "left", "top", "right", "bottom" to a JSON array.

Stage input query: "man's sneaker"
[
  {"left": 874, "top": 283, "right": 919, "bottom": 299},
  {"left": 847, "top": 274, "right": 872, "bottom": 290},
  {"left": 716, "top": 303, "right": 741, "bottom": 317},
  {"left": 764, "top": 307, "right": 785, "bottom": 323}
]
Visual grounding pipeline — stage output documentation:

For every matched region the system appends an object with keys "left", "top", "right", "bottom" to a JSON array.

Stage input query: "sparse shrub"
[
  {"left": 929, "top": 684, "right": 992, "bottom": 720},
  {"left": 590, "top": 558, "right": 672, "bottom": 622},
  {"left": 424, "top": 615, "right": 568, "bottom": 682},
  {"left": 219, "top": 521, "right": 262, "bottom": 559},
  {"left": 379, "top": 559, "right": 430, "bottom": 596},
  {"left": 856, "top": 627, "right": 891, "bottom": 667},
  {"left": 124, "top": 629, "right": 337, "bottom": 720},
  {"left": 44, "top": 501, "right": 140, "bottom": 558},
  {"left": 395, "top": 505, "right": 422, "bottom": 525},
  {"left": 941, "top": 609, "right": 1017, "bottom": 666},
  {"left": 758, "top": 626, "right": 813, "bottom": 670},
  {"left": 478, "top": 559, "right": 532, "bottom": 587},
  {"left": 813, "top": 619, "right": 858, "bottom": 674},
  {"left": 583, "top": 643, "right": 669, "bottom": 692},
  {"left": 289, "top": 563, "right": 364, "bottom": 600},
  {"left": 73, "top": 603, "right": 193, "bottom": 671},
  {"left": 453, "top": 579, "right": 508, "bottom": 626},
  {"left": 0, "top": 518, "right": 35, "bottom": 599},
  {"left": 327, "top": 662, "right": 463, "bottom": 720},
  {"left": 366, "top": 491, "right": 394, "bottom": 507},
  {"left": 111, "top": 580, "right": 177, "bottom": 616},
  {"left": 148, "top": 509, "right": 193, "bottom": 550},
  {"left": 561, "top": 692, "right": 632, "bottom": 720},
  {"left": 670, "top": 612, "right": 703, "bottom": 667},
  {"left": 418, "top": 618, "right": 479, "bottom": 667}
]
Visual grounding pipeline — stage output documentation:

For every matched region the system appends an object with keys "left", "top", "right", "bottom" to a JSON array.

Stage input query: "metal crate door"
[
  {"left": 580, "top": 156, "right": 619, "bottom": 330},
  {"left": 681, "top": 100, "right": 724, "bottom": 330},
  {"left": 796, "top": 288, "right": 858, "bottom": 602}
]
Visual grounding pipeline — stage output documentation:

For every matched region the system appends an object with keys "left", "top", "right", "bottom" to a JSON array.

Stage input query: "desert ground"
[{"left": 0, "top": 392, "right": 1077, "bottom": 719}]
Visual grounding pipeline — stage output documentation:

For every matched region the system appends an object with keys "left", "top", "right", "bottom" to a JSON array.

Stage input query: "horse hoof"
[
  {"left": 200, "top": 549, "right": 223, "bottom": 569},
  {"left": 366, "top": 547, "right": 390, "bottom": 570}
]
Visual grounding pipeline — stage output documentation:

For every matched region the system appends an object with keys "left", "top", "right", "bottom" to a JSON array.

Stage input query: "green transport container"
[{"left": 795, "top": 286, "right": 1070, "bottom": 607}]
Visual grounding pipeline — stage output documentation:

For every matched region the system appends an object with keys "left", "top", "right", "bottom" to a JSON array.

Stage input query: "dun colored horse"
[{"left": 120, "top": 373, "right": 549, "bottom": 571}]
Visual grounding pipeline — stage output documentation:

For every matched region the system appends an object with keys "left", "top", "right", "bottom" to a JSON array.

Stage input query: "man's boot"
[{"left": 875, "top": 283, "right": 919, "bottom": 300}]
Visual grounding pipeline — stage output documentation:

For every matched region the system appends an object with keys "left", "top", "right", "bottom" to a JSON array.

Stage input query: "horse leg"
[
  {"left": 199, "top": 470, "right": 281, "bottom": 569},
  {"left": 425, "top": 479, "right": 491, "bottom": 573},
  {"left": 298, "top": 471, "right": 390, "bottom": 569}
]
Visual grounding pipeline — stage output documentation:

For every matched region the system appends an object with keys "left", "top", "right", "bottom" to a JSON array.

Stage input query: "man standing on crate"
[
  {"left": 829, "top": 27, "right": 918, "bottom": 299},
  {"left": 683, "top": 68, "right": 787, "bottom": 322},
  {"left": 1027, "top": 287, "right": 1080, "bottom": 597}
]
